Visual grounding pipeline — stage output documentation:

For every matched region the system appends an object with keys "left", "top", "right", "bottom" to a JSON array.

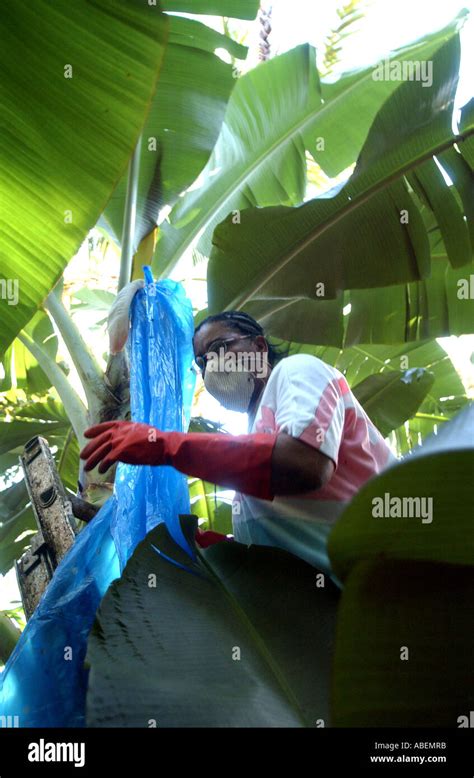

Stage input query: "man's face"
[
  {"left": 193, "top": 321, "right": 270, "bottom": 412},
  {"left": 193, "top": 322, "right": 267, "bottom": 377}
]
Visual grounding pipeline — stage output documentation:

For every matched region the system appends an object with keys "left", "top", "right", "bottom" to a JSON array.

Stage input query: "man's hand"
[{"left": 80, "top": 421, "right": 164, "bottom": 474}]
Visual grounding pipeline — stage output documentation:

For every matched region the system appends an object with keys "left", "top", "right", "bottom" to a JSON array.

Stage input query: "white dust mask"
[{"left": 204, "top": 366, "right": 255, "bottom": 413}]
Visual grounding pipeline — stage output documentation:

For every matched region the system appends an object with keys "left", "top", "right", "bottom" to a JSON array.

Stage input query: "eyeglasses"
[{"left": 192, "top": 335, "right": 254, "bottom": 375}]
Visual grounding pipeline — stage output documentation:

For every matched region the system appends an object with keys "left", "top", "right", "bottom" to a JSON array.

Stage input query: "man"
[{"left": 80, "top": 311, "right": 396, "bottom": 580}]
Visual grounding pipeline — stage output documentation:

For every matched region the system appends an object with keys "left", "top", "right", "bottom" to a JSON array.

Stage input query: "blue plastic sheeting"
[
  {"left": 0, "top": 271, "right": 196, "bottom": 727},
  {"left": 111, "top": 270, "right": 197, "bottom": 570}
]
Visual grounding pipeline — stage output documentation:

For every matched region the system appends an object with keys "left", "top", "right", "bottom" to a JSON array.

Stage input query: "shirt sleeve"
[{"left": 272, "top": 355, "right": 346, "bottom": 468}]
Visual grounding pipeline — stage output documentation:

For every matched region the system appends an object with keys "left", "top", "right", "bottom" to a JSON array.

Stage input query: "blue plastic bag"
[{"left": 0, "top": 270, "right": 196, "bottom": 727}]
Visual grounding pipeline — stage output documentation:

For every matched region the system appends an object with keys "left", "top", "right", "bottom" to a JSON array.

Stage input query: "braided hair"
[{"left": 194, "top": 311, "right": 290, "bottom": 368}]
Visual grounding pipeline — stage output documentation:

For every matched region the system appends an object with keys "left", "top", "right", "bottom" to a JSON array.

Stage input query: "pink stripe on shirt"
[{"left": 299, "top": 378, "right": 342, "bottom": 455}]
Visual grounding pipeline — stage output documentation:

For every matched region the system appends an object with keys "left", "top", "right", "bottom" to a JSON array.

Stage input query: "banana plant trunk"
[{"left": 0, "top": 615, "right": 21, "bottom": 666}]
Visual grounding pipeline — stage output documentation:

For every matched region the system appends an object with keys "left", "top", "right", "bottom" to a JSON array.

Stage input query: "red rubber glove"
[
  {"left": 79, "top": 421, "right": 277, "bottom": 501},
  {"left": 195, "top": 527, "right": 234, "bottom": 548}
]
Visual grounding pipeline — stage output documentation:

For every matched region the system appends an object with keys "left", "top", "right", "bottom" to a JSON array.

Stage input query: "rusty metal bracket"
[{"left": 15, "top": 436, "right": 78, "bottom": 620}]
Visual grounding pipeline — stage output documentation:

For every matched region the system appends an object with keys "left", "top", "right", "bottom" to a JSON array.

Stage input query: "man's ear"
[{"left": 255, "top": 335, "right": 268, "bottom": 352}]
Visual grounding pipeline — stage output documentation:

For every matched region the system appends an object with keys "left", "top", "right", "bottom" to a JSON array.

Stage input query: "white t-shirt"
[{"left": 231, "top": 354, "right": 398, "bottom": 586}]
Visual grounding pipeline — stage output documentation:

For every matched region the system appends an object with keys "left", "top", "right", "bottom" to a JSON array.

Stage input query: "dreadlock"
[{"left": 194, "top": 311, "right": 290, "bottom": 368}]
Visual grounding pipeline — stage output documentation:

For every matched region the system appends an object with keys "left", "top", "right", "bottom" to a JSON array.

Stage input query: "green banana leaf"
[
  {"left": 331, "top": 400, "right": 474, "bottom": 727},
  {"left": 0, "top": 312, "right": 60, "bottom": 394},
  {"left": 0, "top": 478, "right": 36, "bottom": 576},
  {"left": 70, "top": 289, "right": 115, "bottom": 312},
  {"left": 195, "top": 169, "right": 474, "bottom": 344},
  {"left": 351, "top": 367, "right": 435, "bottom": 437},
  {"left": 0, "top": 613, "right": 22, "bottom": 665},
  {"left": 160, "top": 0, "right": 258, "bottom": 17},
  {"left": 0, "top": 508, "right": 37, "bottom": 577},
  {"left": 239, "top": 255, "right": 474, "bottom": 347},
  {"left": 206, "top": 34, "right": 473, "bottom": 332},
  {"left": 0, "top": 0, "right": 169, "bottom": 358},
  {"left": 0, "top": 420, "right": 69, "bottom": 457},
  {"left": 102, "top": 15, "right": 250, "bottom": 248},
  {"left": 0, "top": 480, "right": 30, "bottom": 524},
  {"left": 344, "top": 257, "right": 474, "bottom": 346},
  {"left": 154, "top": 14, "right": 468, "bottom": 276},
  {"left": 56, "top": 433, "right": 81, "bottom": 494},
  {"left": 331, "top": 557, "right": 474, "bottom": 726},
  {"left": 327, "top": 402, "right": 474, "bottom": 580},
  {"left": 188, "top": 477, "right": 233, "bottom": 534},
  {"left": 86, "top": 516, "right": 340, "bottom": 727}
]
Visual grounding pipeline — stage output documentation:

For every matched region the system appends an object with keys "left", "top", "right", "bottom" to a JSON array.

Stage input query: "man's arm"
[
  {"left": 271, "top": 432, "right": 335, "bottom": 496},
  {"left": 79, "top": 422, "right": 334, "bottom": 502}
]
